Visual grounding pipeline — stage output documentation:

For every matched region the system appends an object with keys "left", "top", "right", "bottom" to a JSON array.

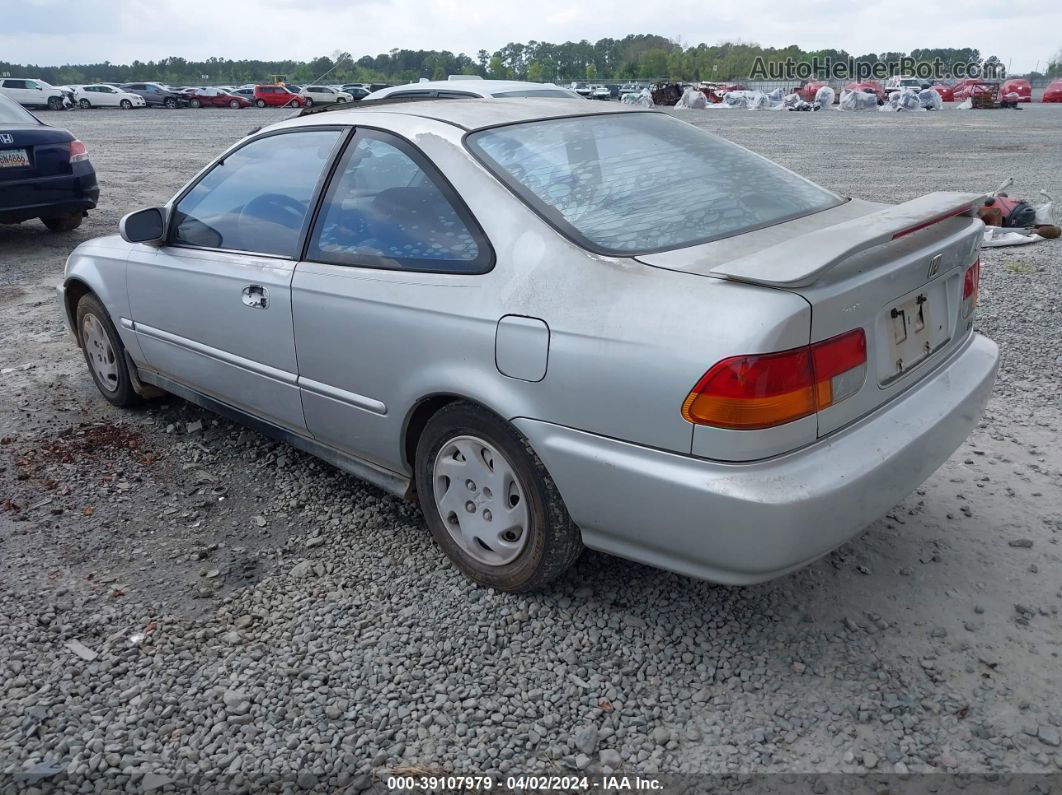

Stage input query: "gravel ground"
[{"left": 1, "top": 104, "right": 1060, "bottom": 791}]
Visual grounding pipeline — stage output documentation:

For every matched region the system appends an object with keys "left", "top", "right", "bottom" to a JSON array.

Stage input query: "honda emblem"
[
  {"left": 0, "top": 134, "right": 13, "bottom": 144},
  {"left": 927, "top": 254, "right": 942, "bottom": 279}
]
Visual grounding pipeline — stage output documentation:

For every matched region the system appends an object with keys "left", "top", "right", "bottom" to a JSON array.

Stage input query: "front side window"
[
  {"left": 307, "top": 130, "right": 490, "bottom": 273},
  {"left": 172, "top": 130, "right": 342, "bottom": 257},
  {"left": 467, "top": 112, "right": 843, "bottom": 256}
]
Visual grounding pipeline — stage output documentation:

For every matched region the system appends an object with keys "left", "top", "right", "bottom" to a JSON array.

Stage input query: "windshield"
[
  {"left": 0, "top": 94, "right": 40, "bottom": 125},
  {"left": 467, "top": 112, "right": 843, "bottom": 255}
]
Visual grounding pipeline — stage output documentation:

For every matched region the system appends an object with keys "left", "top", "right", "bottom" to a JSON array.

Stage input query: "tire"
[
  {"left": 78, "top": 98, "right": 91, "bottom": 109},
  {"left": 47, "top": 96, "right": 63, "bottom": 111},
  {"left": 255, "top": 99, "right": 267, "bottom": 108},
  {"left": 229, "top": 99, "right": 240, "bottom": 108},
  {"left": 120, "top": 99, "right": 132, "bottom": 109},
  {"left": 303, "top": 97, "right": 314, "bottom": 107},
  {"left": 415, "top": 403, "right": 582, "bottom": 592},
  {"left": 164, "top": 97, "right": 177, "bottom": 109},
  {"left": 41, "top": 212, "right": 83, "bottom": 232},
  {"left": 189, "top": 98, "right": 201, "bottom": 108},
  {"left": 75, "top": 294, "right": 142, "bottom": 408}
]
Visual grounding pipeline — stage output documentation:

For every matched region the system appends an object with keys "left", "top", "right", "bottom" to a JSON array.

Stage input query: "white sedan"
[
  {"left": 299, "top": 85, "right": 354, "bottom": 106},
  {"left": 74, "top": 84, "right": 146, "bottom": 109}
]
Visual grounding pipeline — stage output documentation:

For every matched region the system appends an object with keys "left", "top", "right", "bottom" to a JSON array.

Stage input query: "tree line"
[{"left": 2, "top": 36, "right": 1057, "bottom": 87}]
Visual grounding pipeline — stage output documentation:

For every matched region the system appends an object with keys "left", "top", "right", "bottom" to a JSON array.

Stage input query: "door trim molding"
[
  {"left": 132, "top": 320, "right": 298, "bottom": 386},
  {"left": 298, "top": 376, "right": 387, "bottom": 416}
]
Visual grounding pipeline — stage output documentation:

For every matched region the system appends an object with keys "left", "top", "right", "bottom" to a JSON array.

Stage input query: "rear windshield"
[
  {"left": 466, "top": 112, "right": 843, "bottom": 255},
  {"left": 0, "top": 96, "right": 39, "bottom": 125}
]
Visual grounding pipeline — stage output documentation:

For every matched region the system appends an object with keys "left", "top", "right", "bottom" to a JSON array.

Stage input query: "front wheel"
[
  {"left": 303, "top": 97, "right": 314, "bottom": 107},
  {"left": 189, "top": 98, "right": 201, "bottom": 108},
  {"left": 120, "top": 99, "right": 132, "bottom": 109},
  {"left": 163, "top": 97, "right": 177, "bottom": 109},
  {"left": 229, "top": 99, "right": 240, "bottom": 108},
  {"left": 41, "top": 212, "right": 83, "bottom": 232},
  {"left": 415, "top": 403, "right": 582, "bottom": 592},
  {"left": 76, "top": 294, "right": 142, "bottom": 408},
  {"left": 47, "top": 96, "right": 63, "bottom": 111},
  {"left": 78, "top": 98, "right": 91, "bottom": 109}
]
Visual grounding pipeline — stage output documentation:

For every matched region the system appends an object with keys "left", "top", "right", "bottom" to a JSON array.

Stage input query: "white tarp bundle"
[
  {"left": 880, "top": 88, "right": 925, "bottom": 112},
  {"left": 814, "top": 86, "right": 835, "bottom": 106},
  {"left": 981, "top": 226, "right": 1045, "bottom": 247},
  {"left": 839, "top": 89, "right": 879, "bottom": 110},
  {"left": 622, "top": 88, "right": 654, "bottom": 107},
  {"left": 674, "top": 86, "right": 707, "bottom": 109},
  {"left": 918, "top": 88, "right": 943, "bottom": 110},
  {"left": 956, "top": 97, "right": 974, "bottom": 110},
  {"left": 722, "top": 90, "right": 781, "bottom": 110}
]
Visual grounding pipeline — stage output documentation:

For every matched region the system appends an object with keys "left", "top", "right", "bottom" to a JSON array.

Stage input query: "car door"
[
  {"left": 126, "top": 127, "right": 346, "bottom": 432},
  {"left": 98, "top": 86, "right": 119, "bottom": 107},
  {"left": 1, "top": 80, "right": 30, "bottom": 106},
  {"left": 291, "top": 128, "right": 494, "bottom": 470}
]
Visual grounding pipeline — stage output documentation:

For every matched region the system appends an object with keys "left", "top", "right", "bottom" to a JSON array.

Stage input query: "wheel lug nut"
[
  {"left": 465, "top": 501, "right": 476, "bottom": 513},
  {"left": 483, "top": 510, "right": 492, "bottom": 522},
  {"left": 465, "top": 479, "right": 476, "bottom": 491}
]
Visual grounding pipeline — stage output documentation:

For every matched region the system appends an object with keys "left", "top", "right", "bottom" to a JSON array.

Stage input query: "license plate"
[
  {"left": 885, "top": 289, "right": 949, "bottom": 379},
  {"left": 0, "top": 148, "right": 30, "bottom": 168}
]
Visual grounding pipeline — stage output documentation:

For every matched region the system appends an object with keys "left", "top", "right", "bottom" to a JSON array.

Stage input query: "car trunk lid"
[
  {"left": 637, "top": 192, "right": 985, "bottom": 438},
  {"left": 0, "top": 125, "right": 73, "bottom": 182}
]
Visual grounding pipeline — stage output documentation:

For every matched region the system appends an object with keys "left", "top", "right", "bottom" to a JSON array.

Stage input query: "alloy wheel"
[{"left": 81, "top": 313, "right": 119, "bottom": 393}]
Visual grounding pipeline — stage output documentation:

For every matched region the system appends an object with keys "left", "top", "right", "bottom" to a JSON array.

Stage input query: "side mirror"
[{"left": 119, "top": 207, "right": 166, "bottom": 244}]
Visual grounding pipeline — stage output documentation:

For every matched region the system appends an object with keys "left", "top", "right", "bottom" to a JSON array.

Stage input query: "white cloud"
[{"left": 1, "top": 0, "right": 1056, "bottom": 73}]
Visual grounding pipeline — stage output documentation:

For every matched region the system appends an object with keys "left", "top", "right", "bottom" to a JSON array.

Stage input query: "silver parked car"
[{"left": 59, "top": 99, "right": 998, "bottom": 591}]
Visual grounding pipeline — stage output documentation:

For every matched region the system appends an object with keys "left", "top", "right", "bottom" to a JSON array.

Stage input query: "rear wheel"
[
  {"left": 41, "top": 212, "right": 83, "bottom": 232},
  {"left": 415, "top": 403, "right": 582, "bottom": 592},
  {"left": 76, "top": 294, "right": 142, "bottom": 408},
  {"left": 189, "top": 98, "right": 201, "bottom": 108},
  {"left": 78, "top": 98, "right": 91, "bottom": 109},
  {"left": 120, "top": 99, "right": 132, "bottom": 109},
  {"left": 255, "top": 99, "right": 267, "bottom": 108}
]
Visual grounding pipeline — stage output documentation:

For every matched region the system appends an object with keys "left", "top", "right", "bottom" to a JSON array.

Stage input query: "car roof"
[
  {"left": 279, "top": 96, "right": 650, "bottom": 132},
  {"left": 367, "top": 79, "right": 573, "bottom": 99}
]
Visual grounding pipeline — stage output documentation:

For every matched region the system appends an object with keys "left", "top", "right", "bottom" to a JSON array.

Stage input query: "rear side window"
[
  {"left": 172, "top": 130, "right": 342, "bottom": 257},
  {"left": 307, "top": 130, "right": 491, "bottom": 273},
  {"left": 467, "top": 112, "right": 843, "bottom": 255}
]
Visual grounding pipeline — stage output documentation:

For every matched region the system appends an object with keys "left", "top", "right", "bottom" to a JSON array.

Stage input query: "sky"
[{"left": 3, "top": 0, "right": 1058, "bottom": 74}]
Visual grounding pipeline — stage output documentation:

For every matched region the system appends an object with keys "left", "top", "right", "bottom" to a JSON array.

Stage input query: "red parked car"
[
  {"left": 929, "top": 82, "right": 954, "bottom": 102},
  {"left": 795, "top": 80, "right": 830, "bottom": 102},
  {"left": 999, "top": 78, "right": 1031, "bottom": 103},
  {"left": 252, "top": 85, "right": 306, "bottom": 108},
  {"left": 184, "top": 88, "right": 251, "bottom": 109},
  {"left": 843, "top": 80, "right": 885, "bottom": 101},
  {"left": 951, "top": 78, "right": 1000, "bottom": 102},
  {"left": 1043, "top": 79, "right": 1062, "bottom": 103}
]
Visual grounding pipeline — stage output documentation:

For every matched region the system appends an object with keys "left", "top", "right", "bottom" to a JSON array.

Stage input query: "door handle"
[{"left": 241, "top": 284, "right": 268, "bottom": 309}]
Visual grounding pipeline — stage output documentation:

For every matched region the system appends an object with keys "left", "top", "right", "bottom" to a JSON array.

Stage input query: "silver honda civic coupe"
[{"left": 58, "top": 99, "right": 998, "bottom": 592}]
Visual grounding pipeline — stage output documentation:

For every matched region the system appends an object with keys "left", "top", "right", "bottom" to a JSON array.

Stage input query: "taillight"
[
  {"left": 681, "top": 329, "right": 867, "bottom": 430},
  {"left": 962, "top": 258, "right": 980, "bottom": 317},
  {"left": 69, "top": 140, "right": 88, "bottom": 163}
]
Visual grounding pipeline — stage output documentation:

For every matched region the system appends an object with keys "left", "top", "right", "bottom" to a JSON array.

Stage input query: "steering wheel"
[{"left": 235, "top": 193, "right": 307, "bottom": 254}]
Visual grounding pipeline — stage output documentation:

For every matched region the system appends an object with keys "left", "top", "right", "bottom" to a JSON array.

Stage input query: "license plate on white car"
[{"left": 0, "top": 148, "right": 30, "bottom": 168}]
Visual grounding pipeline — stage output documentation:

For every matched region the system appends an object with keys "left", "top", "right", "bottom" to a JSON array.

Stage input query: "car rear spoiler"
[{"left": 710, "top": 192, "right": 986, "bottom": 288}]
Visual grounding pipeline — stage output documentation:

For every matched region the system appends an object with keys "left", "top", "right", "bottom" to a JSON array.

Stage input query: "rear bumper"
[
  {"left": 517, "top": 332, "right": 998, "bottom": 585},
  {"left": 0, "top": 168, "right": 99, "bottom": 223}
]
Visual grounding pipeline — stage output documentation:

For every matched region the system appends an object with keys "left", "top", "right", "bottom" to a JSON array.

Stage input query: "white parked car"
[
  {"left": 299, "top": 85, "right": 354, "bottom": 106},
  {"left": 590, "top": 84, "right": 611, "bottom": 100},
  {"left": 74, "top": 84, "right": 146, "bottom": 109},
  {"left": 363, "top": 78, "right": 582, "bottom": 102},
  {"left": 0, "top": 77, "right": 68, "bottom": 110}
]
